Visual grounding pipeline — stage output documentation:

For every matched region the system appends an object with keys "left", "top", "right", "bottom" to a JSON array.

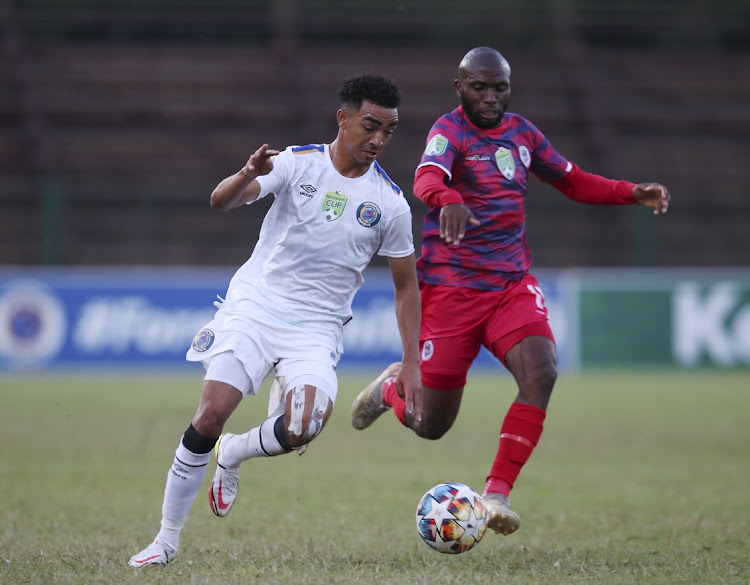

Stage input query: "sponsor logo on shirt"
[
  {"left": 519, "top": 146, "right": 531, "bottom": 168},
  {"left": 495, "top": 147, "right": 516, "bottom": 180},
  {"left": 299, "top": 184, "right": 316, "bottom": 198},
  {"left": 424, "top": 134, "right": 448, "bottom": 156},
  {"left": 322, "top": 190, "right": 348, "bottom": 221},
  {"left": 356, "top": 202, "right": 382, "bottom": 227},
  {"left": 465, "top": 154, "right": 491, "bottom": 161}
]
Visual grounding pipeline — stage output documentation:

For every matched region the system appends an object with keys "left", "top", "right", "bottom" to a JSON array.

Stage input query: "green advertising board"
[{"left": 576, "top": 269, "right": 750, "bottom": 368}]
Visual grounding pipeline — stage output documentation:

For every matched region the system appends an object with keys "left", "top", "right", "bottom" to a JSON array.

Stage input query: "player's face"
[
  {"left": 455, "top": 67, "right": 511, "bottom": 129},
  {"left": 337, "top": 101, "right": 399, "bottom": 169}
]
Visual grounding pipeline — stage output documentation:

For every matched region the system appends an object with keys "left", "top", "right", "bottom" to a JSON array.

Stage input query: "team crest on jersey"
[
  {"left": 424, "top": 134, "right": 448, "bottom": 156},
  {"left": 322, "top": 190, "right": 348, "bottom": 221},
  {"left": 422, "top": 340, "right": 434, "bottom": 361},
  {"left": 495, "top": 147, "right": 515, "bottom": 180},
  {"left": 519, "top": 145, "right": 531, "bottom": 168},
  {"left": 192, "top": 329, "right": 214, "bottom": 352},
  {"left": 356, "top": 202, "right": 381, "bottom": 227}
]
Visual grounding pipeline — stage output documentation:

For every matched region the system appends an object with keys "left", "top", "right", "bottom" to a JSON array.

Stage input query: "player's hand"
[
  {"left": 395, "top": 360, "right": 423, "bottom": 424},
  {"left": 633, "top": 183, "right": 670, "bottom": 215},
  {"left": 439, "top": 203, "right": 480, "bottom": 245},
  {"left": 244, "top": 144, "right": 280, "bottom": 177}
]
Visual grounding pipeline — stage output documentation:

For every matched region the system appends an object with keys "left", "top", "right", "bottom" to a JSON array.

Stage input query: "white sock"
[
  {"left": 224, "top": 417, "right": 287, "bottom": 466},
  {"left": 156, "top": 517, "right": 182, "bottom": 550},
  {"left": 157, "top": 440, "right": 211, "bottom": 548}
]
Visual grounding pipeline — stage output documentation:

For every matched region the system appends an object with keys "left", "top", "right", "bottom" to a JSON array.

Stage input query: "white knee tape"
[
  {"left": 286, "top": 385, "right": 330, "bottom": 441},
  {"left": 287, "top": 385, "right": 306, "bottom": 437},
  {"left": 304, "top": 390, "right": 330, "bottom": 440}
]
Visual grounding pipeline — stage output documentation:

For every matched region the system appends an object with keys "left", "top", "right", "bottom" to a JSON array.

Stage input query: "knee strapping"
[{"left": 286, "top": 385, "right": 330, "bottom": 442}]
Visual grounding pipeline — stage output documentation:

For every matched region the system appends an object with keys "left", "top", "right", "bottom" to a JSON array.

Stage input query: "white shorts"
[{"left": 186, "top": 304, "right": 341, "bottom": 411}]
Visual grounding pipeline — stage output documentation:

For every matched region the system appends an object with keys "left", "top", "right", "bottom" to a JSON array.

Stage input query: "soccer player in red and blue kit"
[{"left": 351, "top": 46, "right": 670, "bottom": 536}]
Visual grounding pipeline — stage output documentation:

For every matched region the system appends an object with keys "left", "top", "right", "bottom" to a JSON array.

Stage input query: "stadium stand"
[{"left": 1, "top": 0, "right": 749, "bottom": 267}]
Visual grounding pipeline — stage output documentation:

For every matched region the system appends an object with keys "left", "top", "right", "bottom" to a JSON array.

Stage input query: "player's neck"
[{"left": 329, "top": 140, "right": 370, "bottom": 179}]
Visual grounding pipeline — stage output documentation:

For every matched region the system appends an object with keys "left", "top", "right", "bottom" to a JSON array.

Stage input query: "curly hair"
[{"left": 337, "top": 73, "right": 401, "bottom": 110}]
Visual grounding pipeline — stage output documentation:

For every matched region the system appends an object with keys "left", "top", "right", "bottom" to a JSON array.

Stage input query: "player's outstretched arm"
[
  {"left": 210, "top": 144, "right": 280, "bottom": 211},
  {"left": 387, "top": 254, "right": 423, "bottom": 423},
  {"left": 632, "top": 183, "right": 670, "bottom": 215}
]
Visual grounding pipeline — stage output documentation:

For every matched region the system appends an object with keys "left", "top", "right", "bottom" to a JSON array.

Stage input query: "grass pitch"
[{"left": 0, "top": 368, "right": 748, "bottom": 584}]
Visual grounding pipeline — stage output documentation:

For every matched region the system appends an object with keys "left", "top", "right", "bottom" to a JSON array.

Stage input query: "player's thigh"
[
  {"left": 503, "top": 334, "right": 557, "bottom": 381},
  {"left": 417, "top": 334, "right": 478, "bottom": 438},
  {"left": 420, "top": 283, "right": 485, "bottom": 390},
  {"left": 273, "top": 343, "right": 339, "bottom": 444},
  {"left": 417, "top": 385, "right": 465, "bottom": 438},
  {"left": 194, "top": 348, "right": 269, "bottom": 434},
  {"left": 273, "top": 343, "right": 339, "bottom": 407},
  {"left": 203, "top": 349, "right": 255, "bottom": 395},
  {"left": 484, "top": 274, "right": 555, "bottom": 364},
  {"left": 189, "top": 315, "right": 276, "bottom": 398},
  {"left": 420, "top": 335, "right": 481, "bottom": 391}
]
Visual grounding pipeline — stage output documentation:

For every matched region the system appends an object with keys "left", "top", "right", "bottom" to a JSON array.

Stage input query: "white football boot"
[
  {"left": 128, "top": 539, "right": 177, "bottom": 567},
  {"left": 351, "top": 362, "right": 401, "bottom": 430},
  {"left": 208, "top": 433, "right": 240, "bottom": 517}
]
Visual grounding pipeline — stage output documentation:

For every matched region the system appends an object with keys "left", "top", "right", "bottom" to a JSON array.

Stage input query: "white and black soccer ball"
[
  {"left": 325, "top": 209, "right": 339, "bottom": 221},
  {"left": 415, "top": 482, "right": 488, "bottom": 554}
]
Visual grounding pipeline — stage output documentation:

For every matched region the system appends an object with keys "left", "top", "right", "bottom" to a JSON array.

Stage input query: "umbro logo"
[{"left": 299, "top": 184, "right": 316, "bottom": 198}]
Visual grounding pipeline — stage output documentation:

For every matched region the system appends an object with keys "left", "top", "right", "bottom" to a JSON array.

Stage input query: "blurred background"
[
  {"left": 2, "top": 7, "right": 748, "bottom": 581},
  {"left": 1, "top": 0, "right": 749, "bottom": 371}
]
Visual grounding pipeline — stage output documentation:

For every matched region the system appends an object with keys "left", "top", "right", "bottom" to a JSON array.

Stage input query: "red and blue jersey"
[{"left": 416, "top": 106, "right": 571, "bottom": 290}]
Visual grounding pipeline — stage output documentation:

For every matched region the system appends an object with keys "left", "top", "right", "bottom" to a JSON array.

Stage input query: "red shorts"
[{"left": 419, "top": 274, "right": 555, "bottom": 390}]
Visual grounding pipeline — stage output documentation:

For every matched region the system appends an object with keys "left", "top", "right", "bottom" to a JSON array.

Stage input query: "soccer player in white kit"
[{"left": 129, "top": 73, "right": 422, "bottom": 567}]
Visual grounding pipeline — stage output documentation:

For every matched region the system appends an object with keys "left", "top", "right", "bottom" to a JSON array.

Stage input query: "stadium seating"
[{"left": 1, "top": 1, "right": 748, "bottom": 267}]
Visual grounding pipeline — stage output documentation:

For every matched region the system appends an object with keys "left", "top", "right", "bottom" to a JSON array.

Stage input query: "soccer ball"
[{"left": 415, "top": 482, "right": 488, "bottom": 554}]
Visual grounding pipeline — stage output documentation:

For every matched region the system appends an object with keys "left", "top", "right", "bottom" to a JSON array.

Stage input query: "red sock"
[
  {"left": 382, "top": 377, "right": 408, "bottom": 427},
  {"left": 484, "top": 402, "right": 546, "bottom": 497}
]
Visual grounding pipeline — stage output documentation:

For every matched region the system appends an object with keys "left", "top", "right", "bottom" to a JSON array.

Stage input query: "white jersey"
[{"left": 222, "top": 143, "right": 414, "bottom": 349}]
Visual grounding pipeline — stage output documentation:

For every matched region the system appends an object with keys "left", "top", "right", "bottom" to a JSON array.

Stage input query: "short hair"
[{"left": 338, "top": 73, "right": 401, "bottom": 110}]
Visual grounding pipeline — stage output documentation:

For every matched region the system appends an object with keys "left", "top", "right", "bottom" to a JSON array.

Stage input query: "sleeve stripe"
[
  {"left": 417, "top": 161, "right": 452, "bottom": 181},
  {"left": 292, "top": 144, "right": 325, "bottom": 155},
  {"left": 374, "top": 162, "right": 402, "bottom": 195}
]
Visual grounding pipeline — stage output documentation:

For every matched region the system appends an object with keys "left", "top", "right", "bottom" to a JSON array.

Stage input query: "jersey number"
[{"left": 527, "top": 284, "right": 546, "bottom": 311}]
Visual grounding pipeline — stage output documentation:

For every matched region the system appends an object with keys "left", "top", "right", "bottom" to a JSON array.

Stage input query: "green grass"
[{"left": 1, "top": 369, "right": 748, "bottom": 584}]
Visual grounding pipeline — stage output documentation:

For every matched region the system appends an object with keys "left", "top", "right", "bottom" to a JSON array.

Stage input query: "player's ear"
[{"left": 336, "top": 108, "right": 347, "bottom": 129}]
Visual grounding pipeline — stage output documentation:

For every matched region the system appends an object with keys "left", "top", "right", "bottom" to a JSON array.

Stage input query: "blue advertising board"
[{"left": 0, "top": 267, "right": 571, "bottom": 373}]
